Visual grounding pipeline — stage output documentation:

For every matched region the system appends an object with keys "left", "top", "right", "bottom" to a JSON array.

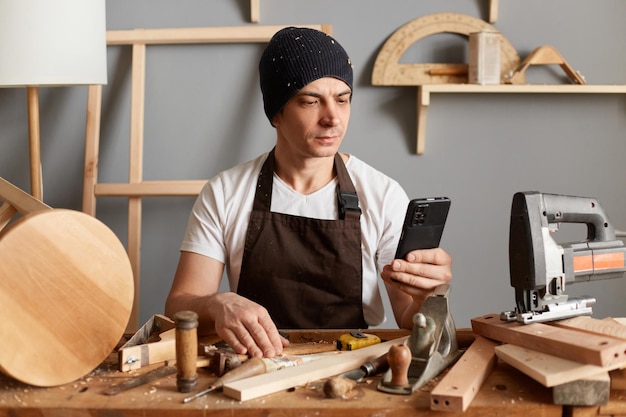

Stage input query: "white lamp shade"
[{"left": 0, "top": 0, "right": 107, "bottom": 86}]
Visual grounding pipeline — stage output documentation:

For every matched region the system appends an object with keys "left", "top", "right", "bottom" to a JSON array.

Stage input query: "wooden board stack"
[{"left": 471, "top": 314, "right": 626, "bottom": 406}]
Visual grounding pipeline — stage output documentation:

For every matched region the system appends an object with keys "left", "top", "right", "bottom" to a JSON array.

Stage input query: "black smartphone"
[{"left": 394, "top": 197, "right": 451, "bottom": 260}]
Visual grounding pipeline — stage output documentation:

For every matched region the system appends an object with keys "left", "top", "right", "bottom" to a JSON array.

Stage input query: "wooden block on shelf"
[{"left": 430, "top": 336, "right": 498, "bottom": 412}]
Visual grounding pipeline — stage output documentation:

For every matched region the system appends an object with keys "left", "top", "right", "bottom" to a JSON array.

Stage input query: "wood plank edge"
[
  {"left": 223, "top": 336, "right": 408, "bottom": 401},
  {"left": 430, "top": 336, "right": 498, "bottom": 412}
]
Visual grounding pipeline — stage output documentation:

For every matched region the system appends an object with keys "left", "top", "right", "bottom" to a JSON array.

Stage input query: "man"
[{"left": 165, "top": 27, "right": 452, "bottom": 359}]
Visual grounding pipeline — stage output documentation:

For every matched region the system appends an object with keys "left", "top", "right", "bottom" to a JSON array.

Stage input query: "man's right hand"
[{"left": 206, "top": 292, "right": 289, "bottom": 358}]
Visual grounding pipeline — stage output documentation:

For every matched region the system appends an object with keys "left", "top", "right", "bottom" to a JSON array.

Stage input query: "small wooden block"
[
  {"left": 430, "top": 336, "right": 498, "bottom": 412},
  {"left": 553, "top": 372, "right": 610, "bottom": 406}
]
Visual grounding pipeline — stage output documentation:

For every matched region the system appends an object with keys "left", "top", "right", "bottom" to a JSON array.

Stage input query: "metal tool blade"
[{"left": 103, "top": 365, "right": 177, "bottom": 395}]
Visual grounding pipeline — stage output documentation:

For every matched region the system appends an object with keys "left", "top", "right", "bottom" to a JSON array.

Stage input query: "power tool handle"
[{"left": 542, "top": 193, "right": 615, "bottom": 241}]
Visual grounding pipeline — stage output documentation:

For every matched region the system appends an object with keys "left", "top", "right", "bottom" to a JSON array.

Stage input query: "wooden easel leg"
[{"left": 27, "top": 87, "right": 43, "bottom": 200}]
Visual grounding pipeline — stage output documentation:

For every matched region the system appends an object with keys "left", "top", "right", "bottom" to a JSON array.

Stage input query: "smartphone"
[{"left": 394, "top": 197, "right": 451, "bottom": 260}]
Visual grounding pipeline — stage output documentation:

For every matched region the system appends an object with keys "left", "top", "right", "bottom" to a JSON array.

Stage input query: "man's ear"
[{"left": 271, "top": 112, "right": 281, "bottom": 127}]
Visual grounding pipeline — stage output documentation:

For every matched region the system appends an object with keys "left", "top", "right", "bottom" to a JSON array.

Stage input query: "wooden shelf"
[{"left": 415, "top": 84, "right": 626, "bottom": 154}]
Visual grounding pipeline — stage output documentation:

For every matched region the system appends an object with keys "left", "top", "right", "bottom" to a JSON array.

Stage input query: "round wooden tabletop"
[{"left": 0, "top": 209, "right": 134, "bottom": 387}]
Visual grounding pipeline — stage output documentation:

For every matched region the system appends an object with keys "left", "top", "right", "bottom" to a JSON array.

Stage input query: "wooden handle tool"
[
  {"left": 175, "top": 311, "right": 199, "bottom": 393},
  {"left": 183, "top": 357, "right": 270, "bottom": 403}
]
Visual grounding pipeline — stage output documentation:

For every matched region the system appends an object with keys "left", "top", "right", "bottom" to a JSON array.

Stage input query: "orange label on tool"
[
  {"left": 573, "top": 255, "right": 593, "bottom": 273},
  {"left": 573, "top": 253, "right": 625, "bottom": 272}
]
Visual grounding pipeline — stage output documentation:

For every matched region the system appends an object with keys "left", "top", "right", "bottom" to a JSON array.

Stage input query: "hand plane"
[
  {"left": 378, "top": 284, "right": 462, "bottom": 394},
  {"left": 502, "top": 191, "right": 626, "bottom": 324}
]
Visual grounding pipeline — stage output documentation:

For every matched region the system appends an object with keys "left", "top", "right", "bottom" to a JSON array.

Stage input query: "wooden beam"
[
  {"left": 471, "top": 314, "right": 626, "bottom": 367},
  {"left": 222, "top": 336, "right": 408, "bottom": 401},
  {"left": 430, "top": 336, "right": 498, "bottom": 412},
  {"left": 106, "top": 25, "right": 332, "bottom": 45}
]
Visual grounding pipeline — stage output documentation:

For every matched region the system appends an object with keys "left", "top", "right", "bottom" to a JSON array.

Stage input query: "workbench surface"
[{"left": 0, "top": 329, "right": 563, "bottom": 417}]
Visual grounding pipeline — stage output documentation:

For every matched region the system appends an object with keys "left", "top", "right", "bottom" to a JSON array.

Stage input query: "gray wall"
[{"left": 1, "top": 0, "right": 625, "bottom": 329}]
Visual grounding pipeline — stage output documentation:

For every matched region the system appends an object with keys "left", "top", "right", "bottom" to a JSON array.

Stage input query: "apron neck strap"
[{"left": 253, "top": 149, "right": 361, "bottom": 220}]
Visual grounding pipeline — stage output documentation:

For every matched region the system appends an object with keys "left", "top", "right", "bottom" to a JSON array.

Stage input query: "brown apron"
[{"left": 237, "top": 150, "right": 367, "bottom": 329}]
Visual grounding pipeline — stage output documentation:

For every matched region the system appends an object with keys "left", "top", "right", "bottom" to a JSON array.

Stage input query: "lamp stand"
[{"left": 27, "top": 87, "right": 43, "bottom": 200}]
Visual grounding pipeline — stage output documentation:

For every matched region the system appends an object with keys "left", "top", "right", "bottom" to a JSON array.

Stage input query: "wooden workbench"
[{"left": 0, "top": 329, "right": 562, "bottom": 417}]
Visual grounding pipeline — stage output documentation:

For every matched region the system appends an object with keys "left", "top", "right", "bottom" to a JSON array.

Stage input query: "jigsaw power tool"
[{"left": 502, "top": 191, "right": 626, "bottom": 324}]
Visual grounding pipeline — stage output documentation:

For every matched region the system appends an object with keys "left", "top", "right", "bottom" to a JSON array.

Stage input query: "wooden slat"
[
  {"left": 223, "top": 336, "right": 408, "bottom": 401},
  {"left": 126, "top": 43, "right": 147, "bottom": 332},
  {"left": 471, "top": 314, "right": 626, "bottom": 367},
  {"left": 0, "top": 201, "right": 17, "bottom": 230},
  {"left": 26, "top": 87, "right": 43, "bottom": 200},
  {"left": 0, "top": 177, "right": 50, "bottom": 214},
  {"left": 82, "top": 84, "right": 103, "bottom": 216},
  {"left": 430, "top": 336, "right": 498, "bottom": 412},
  {"left": 106, "top": 25, "right": 332, "bottom": 45},
  {"left": 250, "top": 0, "right": 260, "bottom": 22},
  {"left": 94, "top": 180, "right": 207, "bottom": 197},
  {"left": 494, "top": 344, "right": 622, "bottom": 387}
]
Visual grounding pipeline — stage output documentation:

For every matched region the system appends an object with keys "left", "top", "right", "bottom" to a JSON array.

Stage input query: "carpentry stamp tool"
[
  {"left": 377, "top": 284, "right": 462, "bottom": 394},
  {"left": 501, "top": 191, "right": 626, "bottom": 324},
  {"left": 174, "top": 310, "right": 199, "bottom": 393}
]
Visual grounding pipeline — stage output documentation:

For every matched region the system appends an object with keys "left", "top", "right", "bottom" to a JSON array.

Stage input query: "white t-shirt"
[{"left": 181, "top": 152, "right": 409, "bottom": 326}]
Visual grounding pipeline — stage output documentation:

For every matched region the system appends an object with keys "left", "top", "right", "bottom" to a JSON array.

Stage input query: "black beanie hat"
[{"left": 259, "top": 27, "right": 353, "bottom": 125}]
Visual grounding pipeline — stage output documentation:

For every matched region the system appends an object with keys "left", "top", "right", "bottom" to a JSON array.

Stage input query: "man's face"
[{"left": 272, "top": 77, "right": 351, "bottom": 159}]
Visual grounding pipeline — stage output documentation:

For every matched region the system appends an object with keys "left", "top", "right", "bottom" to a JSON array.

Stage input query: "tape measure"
[{"left": 336, "top": 332, "right": 381, "bottom": 351}]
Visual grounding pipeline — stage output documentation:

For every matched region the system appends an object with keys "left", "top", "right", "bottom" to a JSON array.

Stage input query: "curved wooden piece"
[
  {"left": 0, "top": 209, "right": 134, "bottom": 387},
  {"left": 372, "top": 13, "right": 522, "bottom": 85}
]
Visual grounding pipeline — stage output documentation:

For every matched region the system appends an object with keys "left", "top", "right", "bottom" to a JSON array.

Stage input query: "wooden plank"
[
  {"left": 222, "top": 336, "right": 408, "bottom": 401},
  {"left": 430, "top": 336, "right": 498, "bottom": 412},
  {"left": 553, "top": 372, "right": 610, "bottom": 406},
  {"left": 471, "top": 314, "right": 626, "bottom": 367},
  {"left": 494, "top": 344, "right": 624, "bottom": 387},
  {"left": 106, "top": 25, "right": 332, "bottom": 45},
  {"left": 94, "top": 180, "right": 207, "bottom": 197}
]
